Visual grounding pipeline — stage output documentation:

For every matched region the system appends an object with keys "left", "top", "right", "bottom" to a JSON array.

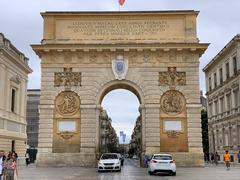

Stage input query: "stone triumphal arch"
[{"left": 32, "top": 11, "right": 208, "bottom": 166}]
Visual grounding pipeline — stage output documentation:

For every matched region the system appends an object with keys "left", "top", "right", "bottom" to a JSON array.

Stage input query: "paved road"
[{"left": 18, "top": 159, "right": 240, "bottom": 180}]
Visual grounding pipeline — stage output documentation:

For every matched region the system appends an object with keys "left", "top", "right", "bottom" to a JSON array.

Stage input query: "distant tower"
[{"left": 120, "top": 131, "right": 126, "bottom": 143}]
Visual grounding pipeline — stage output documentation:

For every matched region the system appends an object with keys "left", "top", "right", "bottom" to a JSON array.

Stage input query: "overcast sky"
[{"left": 1, "top": 0, "right": 239, "bottom": 143}]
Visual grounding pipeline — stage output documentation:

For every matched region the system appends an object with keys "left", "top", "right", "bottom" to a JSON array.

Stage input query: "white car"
[
  {"left": 98, "top": 153, "right": 121, "bottom": 172},
  {"left": 148, "top": 154, "right": 176, "bottom": 176}
]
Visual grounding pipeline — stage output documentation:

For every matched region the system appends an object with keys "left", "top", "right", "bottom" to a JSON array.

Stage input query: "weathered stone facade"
[
  {"left": 32, "top": 11, "right": 208, "bottom": 167},
  {"left": 99, "top": 109, "right": 118, "bottom": 154},
  {"left": 0, "top": 33, "right": 32, "bottom": 157},
  {"left": 129, "top": 116, "right": 141, "bottom": 157},
  {"left": 26, "top": 89, "right": 40, "bottom": 148},
  {"left": 203, "top": 34, "right": 240, "bottom": 161}
]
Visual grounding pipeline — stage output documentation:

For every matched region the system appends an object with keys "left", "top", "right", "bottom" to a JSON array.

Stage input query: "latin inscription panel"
[{"left": 55, "top": 17, "right": 185, "bottom": 43}]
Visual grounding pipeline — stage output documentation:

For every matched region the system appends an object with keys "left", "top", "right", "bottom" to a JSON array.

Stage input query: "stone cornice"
[
  {"left": 0, "top": 33, "right": 32, "bottom": 74},
  {"left": 31, "top": 43, "right": 209, "bottom": 58},
  {"left": 41, "top": 10, "right": 199, "bottom": 17},
  {"left": 0, "top": 47, "right": 32, "bottom": 74},
  {"left": 203, "top": 34, "right": 240, "bottom": 72}
]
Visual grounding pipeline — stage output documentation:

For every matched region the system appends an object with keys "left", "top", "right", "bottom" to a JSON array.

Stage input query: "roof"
[
  {"left": 0, "top": 33, "right": 32, "bottom": 74},
  {"left": 203, "top": 34, "right": 240, "bottom": 72},
  {"left": 41, "top": 10, "right": 199, "bottom": 16}
]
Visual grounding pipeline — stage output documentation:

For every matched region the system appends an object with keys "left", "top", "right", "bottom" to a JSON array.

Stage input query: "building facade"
[
  {"left": 203, "top": 34, "right": 240, "bottom": 161},
  {"left": 129, "top": 116, "right": 141, "bottom": 158},
  {"left": 32, "top": 11, "right": 208, "bottom": 167},
  {"left": 0, "top": 33, "right": 32, "bottom": 157},
  {"left": 26, "top": 89, "right": 40, "bottom": 149},
  {"left": 99, "top": 109, "right": 118, "bottom": 154}
]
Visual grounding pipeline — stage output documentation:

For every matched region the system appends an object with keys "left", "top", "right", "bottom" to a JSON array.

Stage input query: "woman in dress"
[{"left": 4, "top": 153, "right": 17, "bottom": 180}]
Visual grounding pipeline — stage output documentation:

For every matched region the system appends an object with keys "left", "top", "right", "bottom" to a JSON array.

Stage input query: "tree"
[{"left": 201, "top": 109, "right": 209, "bottom": 155}]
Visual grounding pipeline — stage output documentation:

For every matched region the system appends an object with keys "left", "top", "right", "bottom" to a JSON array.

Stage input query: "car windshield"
[
  {"left": 101, "top": 154, "right": 118, "bottom": 159},
  {"left": 153, "top": 155, "right": 172, "bottom": 160}
]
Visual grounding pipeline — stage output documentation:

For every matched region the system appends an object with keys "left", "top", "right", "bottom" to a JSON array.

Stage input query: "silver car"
[{"left": 148, "top": 154, "right": 176, "bottom": 176}]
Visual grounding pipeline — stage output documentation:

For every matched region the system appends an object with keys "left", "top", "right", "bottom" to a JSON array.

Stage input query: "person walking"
[
  {"left": 25, "top": 152, "right": 30, "bottom": 167},
  {"left": 223, "top": 150, "right": 231, "bottom": 170},
  {"left": 214, "top": 152, "right": 219, "bottom": 165},
  {"left": 210, "top": 153, "right": 214, "bottom": 164},
  {"left": 0, "top": 150, "right": 4, "bottom": 180},
  {"left": 238, "top": 151, "right": 240, "bottom": 163}
]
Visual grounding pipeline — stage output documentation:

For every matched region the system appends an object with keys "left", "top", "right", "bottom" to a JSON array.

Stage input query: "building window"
[
  {"left": 233, "top": 56, "right": 237, "bottom": 75},
  {"left": 216, "top": 130, "right": 219, "bottom": 147},
  {"left": 11, "top": 88, "right": 16, "bottom": 112},
  {"left": 209, "top": 77, "right": 212, "bottom": 91},
  {"left": 219, "top": 68, "right": 223, "bottom": 84},
  {"left": 226, "top": 62, "right": 230, "bottom": 79},
  {"left": 229, "top": 127, "right": 232, "bottom": 145},
  {"left": 222, "top": 128, "right": 225, "bottom": 145},
  {"left": 208, "top": 103, "right": 212, "bottom": 117},
  {"left": 214, "top": 100, "right": 218, "bottom": 116},
  {"left": 214, "top": 73, "right": 217, "bottom": 88},
  {"left": 233, "top": 89, "right": 239, "bottom": 108},
  {"left": 226, "top": 93, "right": 231, "bottom": 111},
  {"left": 220, "top": 97, "right": 224, "bottom": 114}
]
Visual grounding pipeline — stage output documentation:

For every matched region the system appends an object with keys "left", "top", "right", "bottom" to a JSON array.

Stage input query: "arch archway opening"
[{"left": 99, "top": 87, "right": 142, "bottom": 167}]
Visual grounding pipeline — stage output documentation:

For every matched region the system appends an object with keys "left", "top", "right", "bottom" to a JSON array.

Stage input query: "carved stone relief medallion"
[
  {"left": 159, "top": 67, "right": 186, "bottom": 86},
  {"left": 161, "top": 90, "right": 185, "bottom": 115},
  {"left": 55, "top": 91, "right": 80, "bottom": 116},
  {"left": 54, "top": 67, "right": 81, "bottom": 87}
]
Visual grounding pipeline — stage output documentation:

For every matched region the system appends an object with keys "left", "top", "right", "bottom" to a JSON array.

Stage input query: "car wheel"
[
  {"left": 171, "top": 172, "right": 176, "bottom": 176},
  {"left": 148, "top": 171, "right": 154, "bottom": 175}
]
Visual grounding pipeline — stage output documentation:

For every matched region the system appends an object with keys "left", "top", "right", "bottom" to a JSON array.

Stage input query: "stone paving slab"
[{"left": 18, "top": 161, "right": 240, "bottom": 180}]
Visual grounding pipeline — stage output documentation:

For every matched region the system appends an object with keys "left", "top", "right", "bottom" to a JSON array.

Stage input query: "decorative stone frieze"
[
  {"left": 10, "top": 75, "right": 21, "bottom": 84},
  {"left": 59, "top": 131, "right": 75, "bottom": 140},
  {"left": 54, "top": 67, "right": 81, "bottom": 87},
  {"left": 159, "top": 67, "right": 186, "bottom": 86},
  {"left": 166, "top": 130, "right": 182, "bottom": 138}
]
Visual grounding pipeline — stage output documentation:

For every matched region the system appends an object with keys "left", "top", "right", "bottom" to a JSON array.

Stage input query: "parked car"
[
  {"left": 98, "top": 153, "right": 121, "bottom": 172},
  {"left": 148, "top": 154, "right": 176, "bottom": 176},
  {"left": 132, "top": 155, "right": 139, "bottom": 160},
  {"left": 117, "top": 153, "right": 124, "bottom": 166}
]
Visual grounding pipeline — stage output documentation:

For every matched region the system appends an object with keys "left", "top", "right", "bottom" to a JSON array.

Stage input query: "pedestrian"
[
  {"left": 238, "top": 151, "right": 240, "bottom": 163},
  {"left": 4, "top": 153, "right": 18, "bottom": 180},
  {"left": 25, "top": 152, "right": 30, "bottom": 166},
  {"left": 11, "top": 152, "right": 18, "bottom": 160},
  {"left": 223, "top": 150, "right": 231, "bottom": 170},
  {"left": 214, "top": 152, "right": 219, "bottom": 165},
  {"left": 0, "top": 150, "right": 4, "bottom": 180},
  {"left": 204, "top": 152, "right": 210, "bottom": 163},
  {"left": 210, "top": 153, "right": 214, "bottom": 164}
]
